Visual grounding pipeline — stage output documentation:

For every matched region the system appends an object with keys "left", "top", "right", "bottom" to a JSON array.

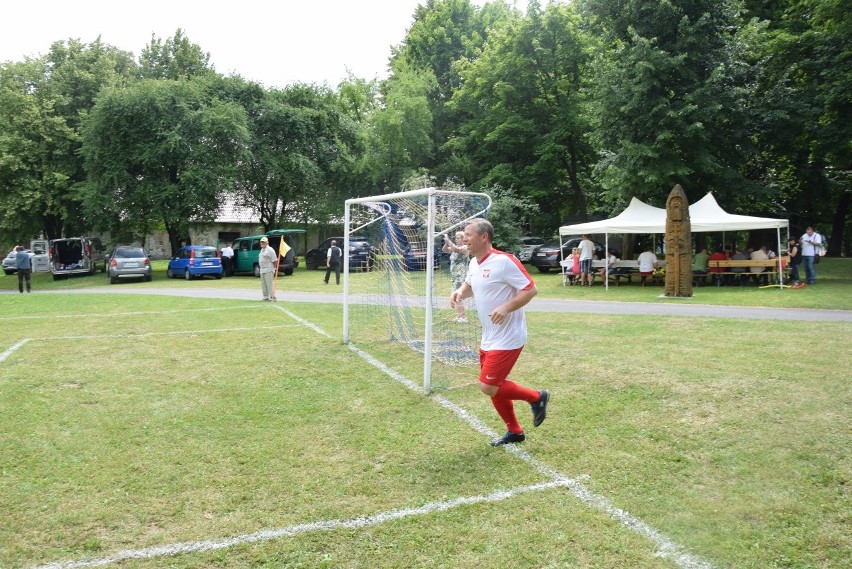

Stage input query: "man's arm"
[
  {"left": 450, "top": 282, "right": 472, "bottom": 306},
  {"left": 489, "top": 285, "right": 538, "bottom": 324}
]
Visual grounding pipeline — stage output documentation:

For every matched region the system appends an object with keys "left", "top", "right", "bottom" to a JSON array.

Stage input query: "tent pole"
[{"left": 605, "top": 234, "right": 609, "bottom": 290}]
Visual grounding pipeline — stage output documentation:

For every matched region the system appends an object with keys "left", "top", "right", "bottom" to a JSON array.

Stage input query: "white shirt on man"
[
  {"left": 578, "top": 238, "right": 595, "bottom": 261},
  {"left": 638, "top": 251, "right": 657, "bottom": 273},
  {"left": 800, "top": 232, "right": 822, "bottom": 256},
  {"left": 465, "top": 250, "right": 534, "bottom": 351}
]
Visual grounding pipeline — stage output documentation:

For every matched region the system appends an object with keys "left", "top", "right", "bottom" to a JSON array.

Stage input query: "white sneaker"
[{"left": 455, "top": 316, "right": 468, "bottom": 323}]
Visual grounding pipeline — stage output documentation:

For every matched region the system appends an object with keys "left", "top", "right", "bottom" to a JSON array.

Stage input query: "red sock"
[
  {"left": 490, "top": 396, "right": 522, "bottom": 433},
  {"left": 497, "top": 380, "right": 540, "bottom": 404}
]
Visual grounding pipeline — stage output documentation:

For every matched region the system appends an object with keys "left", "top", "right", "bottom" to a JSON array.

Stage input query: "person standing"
[
  {"left": 799, "top": 226, "right": 822, "bottom": 285},
  {"left": 14, "top": 245, "right": 32, "bottom": 293},
  {"left": 577, "top": 234, "right": 595, "bottom": 287},
  {"left": 220, "top": 241, "right": 234, "bottom": 276},
  {"left": 786, "top": 237, "right": 802, "bottom": 287},
  {"left": 324, "top": 239, "right": 342, "bottom": 285},
  {"left": 443, "top": 231, "right": 469, "bottom": 322},
  {"left": 258, "top": 237, "right": 278, "bottom": 301},
  {"left": 449, "top": 219, "right": 550, "bottom": 447}
]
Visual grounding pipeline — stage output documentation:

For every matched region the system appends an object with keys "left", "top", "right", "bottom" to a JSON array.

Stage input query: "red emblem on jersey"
[{"left": 482, "top": 269, "right": 491, "bottom": 278}]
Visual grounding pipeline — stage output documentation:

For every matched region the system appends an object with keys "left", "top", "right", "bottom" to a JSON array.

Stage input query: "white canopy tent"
[{"left": 558, "top": 192, "right": 789, "bottom": 289}]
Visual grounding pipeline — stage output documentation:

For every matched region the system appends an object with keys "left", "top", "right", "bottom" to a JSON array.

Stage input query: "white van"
[{"left": 49, "top": 237, "right": 107, "bottom": 280}]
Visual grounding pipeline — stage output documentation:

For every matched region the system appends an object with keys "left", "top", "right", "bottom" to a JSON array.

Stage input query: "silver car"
[
  {"left": 3, "top": 249, "right": 32, "bottom": 275},
  {"left": 107, "top": 246, "right": 152, "bottom": 284},
  {"left": 517, "top": 236, "right": 545, "bottom": 262}
]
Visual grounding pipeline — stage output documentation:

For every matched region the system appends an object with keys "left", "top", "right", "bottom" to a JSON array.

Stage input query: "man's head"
[
  {"left": 260, "top": 237, "right": 269, "bottom": 247},
  {"left": 463, "top": 219, "right": 493, "bottom": 256},
  {"left": 805, "top": 226, "right": 814, "bottom": 235},
  {"left": 331, "top": 240, "right": 337, "bottom": 246}
]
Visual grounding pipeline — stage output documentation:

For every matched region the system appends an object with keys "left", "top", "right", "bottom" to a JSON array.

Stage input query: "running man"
[{"left": 450, "top": 219, "right": 550, "bottom": 446}]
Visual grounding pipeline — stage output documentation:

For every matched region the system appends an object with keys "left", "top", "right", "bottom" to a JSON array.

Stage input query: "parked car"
[
  {"left": 305, "top": 237, "right": 375, "bottom": 272},
  {"left": 517, "top": 236, "right": 545, "bottom": 262},
  {"left": 3, "top": 249, "right": 29, "bottom": 275},
  {"left": 232, "top": 229, "right": 304, "bottom": 277},
  {"left": 530, "top": 237, "right": 613, "bottom": 273},
  {"left": 107, "top": 246, "right": 152, "bottom": 284},
  {"left": 48, "top": 236, "right": 106, "bottom": 280},
  {"left": 167, "top": 245, "right": 223, "bottom": 280}
]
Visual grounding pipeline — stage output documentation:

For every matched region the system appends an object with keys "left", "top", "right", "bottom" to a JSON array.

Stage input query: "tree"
[
  {"left": 364, "top": 62, "right": 436, "bottom": 191},
  {"left": 448, "top": 1, "right": 595, "bottom": 230},
  {"left": 80, "top": 77, "right": 250, "bottom": 253},
  {"left": 138, "top": 28, "right": 214, "bottom": 80},
  {"left": 226, "top": 80, "right": 359, "bottom": 232},
  {"left": 580, "top": 0, "right": 759, "bottom": 208},
  {"left": 0, "top": 39, "right": 135, "bottom": 240},
  {"left": 390, "top": 0, "right": 514, "bottom": 177}
]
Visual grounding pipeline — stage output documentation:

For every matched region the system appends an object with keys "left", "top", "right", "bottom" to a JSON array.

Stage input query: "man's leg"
[
  {"left": 260, "top": 273, "right": 271, "bottom": 299},
  {"left": 18, "top": 271, "right": 24, "bottom": 293},
  {"left": 324, "top": 265, "right": 331, "bottom": 284},
  {"left": 479, "top": 349, "right": 549, "bottom": 446},
  {"left": 335, "top": 263, "right": 341, "bottom": 284},
  {"left": 803, "top": 256, "right": 815, "bottom": 284},
  {"left": 24, "top": 270, "right": 31, "bottom": 292}
]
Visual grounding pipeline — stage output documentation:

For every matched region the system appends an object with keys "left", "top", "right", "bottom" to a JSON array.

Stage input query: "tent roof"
[{"left": 559, "top": 192, "right": 787, "bottom": 235}]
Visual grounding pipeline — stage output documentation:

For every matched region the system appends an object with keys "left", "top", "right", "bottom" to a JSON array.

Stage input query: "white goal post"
[{"left": 343, "top": 188, "right": 492, "bottom": 394}]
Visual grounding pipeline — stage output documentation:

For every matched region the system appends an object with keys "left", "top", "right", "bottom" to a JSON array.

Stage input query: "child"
[{"left": 566, "top": 247, "right": 581, "bottom": 285}]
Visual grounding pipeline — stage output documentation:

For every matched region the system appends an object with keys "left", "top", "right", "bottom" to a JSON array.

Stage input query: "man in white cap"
[{"left": 258, "top": 236, "right": 278, "bottom": 300}]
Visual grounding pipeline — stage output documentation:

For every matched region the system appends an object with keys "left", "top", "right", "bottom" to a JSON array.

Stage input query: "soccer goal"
[{"left": 343, "top": 188, "right": 492, "bottom": 394}]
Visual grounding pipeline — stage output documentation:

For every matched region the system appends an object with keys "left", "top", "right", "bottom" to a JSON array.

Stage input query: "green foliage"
[
  {"left": 80, "top": 77, "right": 249, "bottom": 252},
  {"left": 449, "top": 2, "right": 595, "bottom": 231}
]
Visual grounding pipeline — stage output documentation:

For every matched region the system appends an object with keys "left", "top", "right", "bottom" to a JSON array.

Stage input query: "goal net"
[{"left": 343, "top": 188, "right": 492, "bottom": 394}]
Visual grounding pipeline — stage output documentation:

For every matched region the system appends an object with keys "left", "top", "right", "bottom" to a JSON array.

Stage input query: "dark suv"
[
  {"left": 530, "top": 237, "right": 612, "bottom": 273},
  {"left": 305, "top": 237, "right": 375, "bottom": 272}
]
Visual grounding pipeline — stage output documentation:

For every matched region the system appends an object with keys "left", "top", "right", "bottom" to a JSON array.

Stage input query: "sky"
[{"left": 1, "top": 0, "right": 527, "bottom": 88}]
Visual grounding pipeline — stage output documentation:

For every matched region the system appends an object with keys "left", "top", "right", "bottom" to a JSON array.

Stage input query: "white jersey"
[{"left": 465, "top": 250, "right": 535, "bottom": 351}]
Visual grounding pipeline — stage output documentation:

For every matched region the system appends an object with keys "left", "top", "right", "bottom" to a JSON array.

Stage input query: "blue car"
[{"left": 167, "top": 246, "right": 223, "bottom": 280}]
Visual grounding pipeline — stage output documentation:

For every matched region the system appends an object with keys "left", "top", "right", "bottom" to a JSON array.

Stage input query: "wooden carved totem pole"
[{"left": 665, "top": 184, "right": 693, "bottom": 297}]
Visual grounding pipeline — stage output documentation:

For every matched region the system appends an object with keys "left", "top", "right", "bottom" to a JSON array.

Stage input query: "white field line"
[
  {"left": 278, "top": 305, "right": 714, "bottom": 569},
  {"left": 31, "top": 324, "right": 299, "bottom": 341},
  {"left": 0, "top": 305, "right": 264, "bottom": 322},
  {"left": 33, "top": 481, "right": 568, "bottom": 569},
  {"left": 0, "top": 339, "right": 30, "bottom": 363}
]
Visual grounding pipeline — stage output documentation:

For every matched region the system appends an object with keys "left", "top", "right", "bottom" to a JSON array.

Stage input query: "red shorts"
[
  {"left": 640, "top": 271, "right": 653, "bottom": 276},
  {"left": 479, "top": 347, "right": 524, "bottom": 386}
]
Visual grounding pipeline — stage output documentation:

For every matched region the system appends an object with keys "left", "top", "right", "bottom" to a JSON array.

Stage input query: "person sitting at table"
[
  {"left": 730, "top": 247, "right": 749, "bottom": 286},
  {"left": 595, "top": 248, "right": 618, "bottom": 280},
  {"left": 563, "top": 247, "right": 581, "bottom": 285},
  {"left": 692, "top": 247, "right": 709, "bottom": 286},
  {"left": 750, "top": 245, "right": 770, "bottom": 286},
  {"left": 709, "top": 245, "right": 729, "bottom": 286},
  {"left": 637, "top": 246, "right": 658, "bottom": 286}
]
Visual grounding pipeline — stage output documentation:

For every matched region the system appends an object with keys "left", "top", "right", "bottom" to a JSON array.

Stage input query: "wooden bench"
[
  {"left": 707, "top": 258, "right": 788, "bottom": 285},
  {"left": 562, "top": 259, "right": 667, "bottom": 286}
]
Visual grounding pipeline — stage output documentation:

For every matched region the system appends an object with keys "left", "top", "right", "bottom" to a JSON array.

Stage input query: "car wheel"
[
  {"left": 215, "top": 273, "right": 222, "bottom": 280},
  {"left": 167, "top": 268, "right": 175, "bottom": 278},
  {"left": 53, "top": 274, "right": 61, "bottom": 281},
  {"left": 184, "top": 269, "right": 192, "bottom": 281},
  {"left": 145, "top": 274, "right": 152, "bottom": 282},
  {"left": 253, "top": 263, "right": 260, "bottom": 278},
  {"left": 537, "top": 266, "right": 551, "bottom": 273},
  {"left": 306, "top": 259, "right": 317, "bottom": 271},
  {"left": 3, "top": 269, "right": 13, "bottom": 276},
  {"left": 110, "top": 275, "right": 118, "bottom": 284},
  {"left": 283, "top": 268, "right": 293, "bottom": 276}
]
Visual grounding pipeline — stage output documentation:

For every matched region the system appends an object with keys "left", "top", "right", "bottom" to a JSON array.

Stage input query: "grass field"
[{"left": 0, "top": 284, "right": 849, "bottom": 568}]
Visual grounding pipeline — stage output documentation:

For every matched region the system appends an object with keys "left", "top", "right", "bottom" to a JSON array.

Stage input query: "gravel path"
[{"left": 54, "top": 287, "right": 852, "bottom": 323}]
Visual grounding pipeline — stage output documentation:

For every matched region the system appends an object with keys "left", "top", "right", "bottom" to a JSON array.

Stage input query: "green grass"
[
  {"left": 0, "top": 293, "right": 849, "bottom": 568},
  {"left": 3, "top": 257, "right": 849, "bottom": 310}
]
